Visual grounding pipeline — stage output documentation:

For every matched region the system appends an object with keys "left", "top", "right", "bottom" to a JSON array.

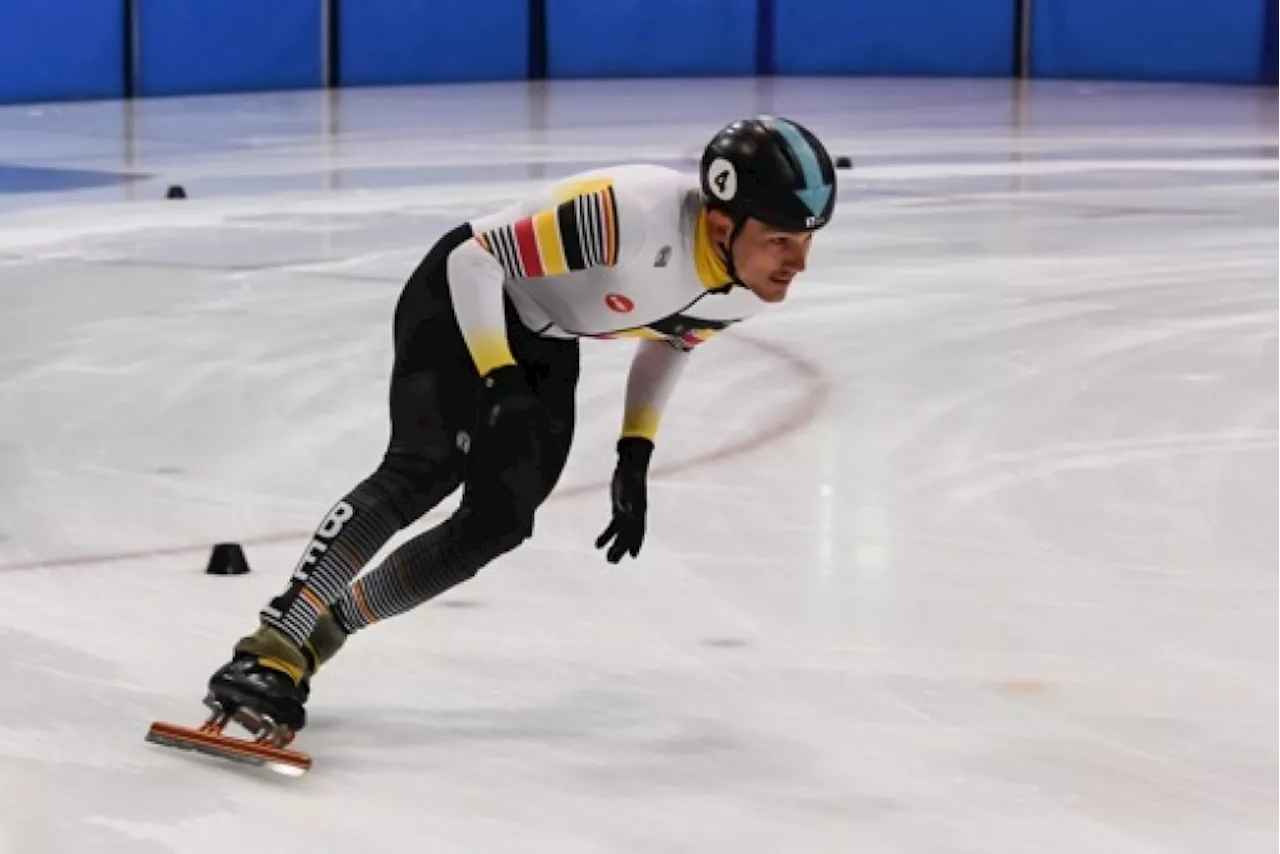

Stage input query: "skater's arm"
[
  {"left": 473, "top": 181, "right": 620, "bottom": 279},
  {"left": 598, "top": 338, "right": 682, "bottom": 565},
  {"left": 620, "top": 339, "right": 693, "bottom": 442},
  {"left": 447, "top": 239, "right": 518, "bottom": 377},
  {"left": 453, "top": 182, "right": 622, "bottom": 378}
]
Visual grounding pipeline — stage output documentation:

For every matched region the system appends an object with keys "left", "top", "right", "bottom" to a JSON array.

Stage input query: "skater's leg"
[
  {"left": 256, "top": 226, "right": 478, "bottom": 652},
  {"left": 257, "top": 418, "right": 466, "bottom": 650},
  {"left": 204, "top": 226, "right": 479, "bottom": 729},
  {"left": 330, "top": 330, "right": 581, "bottom": 632}
]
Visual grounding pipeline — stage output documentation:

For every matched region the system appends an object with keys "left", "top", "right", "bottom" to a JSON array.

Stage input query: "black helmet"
[{"left": 700, "top": 116, "right": 837, "bottom": 232}]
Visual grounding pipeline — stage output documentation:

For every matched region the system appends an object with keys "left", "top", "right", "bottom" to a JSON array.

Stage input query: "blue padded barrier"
[
  {"left": 135, "top": 0, "right": 322, "bottom": 97},
  {"left": 1031, "top": 0, "right": 1270, "bottom": 84},
  {"left": 0, "top": 0, "right": 125, "bottom": 103},
  {"left": 1259, "top": 0, "right": 1277, "bottom": 84},
  {"left": 773, "top": 0, "right": 1016, "bottom": 77},
  {"left": 547, "top": 0, "right": 757, "bottom": 78},
  {"left": 339, "top": 0, "right": 529, "bottom": 86}
]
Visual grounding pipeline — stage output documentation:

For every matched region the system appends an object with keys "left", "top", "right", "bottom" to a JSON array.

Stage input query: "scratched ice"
[{"left": 0, "top": 79, "right": 1274, "bottom": 854}]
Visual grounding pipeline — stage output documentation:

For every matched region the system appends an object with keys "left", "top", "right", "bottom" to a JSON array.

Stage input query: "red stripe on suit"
[{"left": 513, "top": 218, "right": 543, "bottom": 277}]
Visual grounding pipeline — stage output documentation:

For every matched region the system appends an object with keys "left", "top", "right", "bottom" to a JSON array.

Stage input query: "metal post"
[
  {"left": 123, "top": 0, "right": 138, "bottom": 98},
  {"left": 529, "top": 0, "right": 547, "bottom": 80},
  {"left": 322, "top": 0, "right": 340, "bottom": 88},
  {"left": 1013, "top": 0, "right": 1033, "bottom": 78}
]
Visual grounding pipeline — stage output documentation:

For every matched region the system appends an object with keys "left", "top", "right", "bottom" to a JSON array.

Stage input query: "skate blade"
[{"left": 146, "top": 720, "right": 311, "bottom": 776}]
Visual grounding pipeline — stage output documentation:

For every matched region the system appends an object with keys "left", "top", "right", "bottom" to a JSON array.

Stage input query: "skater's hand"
[
  {"left": 479, "top": 364, "right": 538, "bottom": 433},
  {"left": 595, "top": 437, "right": 653, "bottom": 563},
  {"left": 469, "top": 364, "right": 543, "bottom": 520}
]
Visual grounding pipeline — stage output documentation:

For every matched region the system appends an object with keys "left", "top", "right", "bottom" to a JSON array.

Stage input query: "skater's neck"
[{"left": 694, "top": 207, "right": 732, "bottom": 289}]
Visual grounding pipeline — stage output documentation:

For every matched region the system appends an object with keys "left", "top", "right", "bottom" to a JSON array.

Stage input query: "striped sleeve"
[
  {"left": 474, "top": 184, "right": 619, "bottom": 279},
  {"left": 446, "top": 238, "right": 517, "bottom": 377}
]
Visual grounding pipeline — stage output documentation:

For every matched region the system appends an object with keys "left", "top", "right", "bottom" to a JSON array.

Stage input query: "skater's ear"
[{"left": 705, "top": 207, "right": 735, "bottom": 244}]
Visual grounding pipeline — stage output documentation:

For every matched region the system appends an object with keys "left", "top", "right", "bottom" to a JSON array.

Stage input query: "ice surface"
[{"left": 0, "top": 78, "right": 1275, "bottom": 853}]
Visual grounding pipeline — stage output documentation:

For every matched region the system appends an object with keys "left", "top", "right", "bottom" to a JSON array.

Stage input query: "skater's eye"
[{"left": 767, "top": 233, "right": 811, "bottom": 251}]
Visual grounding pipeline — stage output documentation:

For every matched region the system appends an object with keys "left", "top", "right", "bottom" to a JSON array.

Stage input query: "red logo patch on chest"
[{"left": 605, "top": 293, "right": 635, "bottom": 313}]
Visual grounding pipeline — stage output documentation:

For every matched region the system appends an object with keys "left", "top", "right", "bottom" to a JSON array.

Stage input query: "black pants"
[
  {"left": 385, "top": 223, "right": 581, "bottom": 522},
  {"left": 259, "top": 225, "right": 579, "bottom": 642}
]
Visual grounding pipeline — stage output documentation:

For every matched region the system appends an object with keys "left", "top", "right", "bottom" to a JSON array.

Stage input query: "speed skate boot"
[
  {"left": 205, "top": 609, "right": 349, "bottom": 743},
  {"left": 144, "top": 609, "right": 348, "bottom": 775}
]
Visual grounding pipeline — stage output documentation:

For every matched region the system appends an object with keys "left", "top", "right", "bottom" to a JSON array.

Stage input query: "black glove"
[
  {"left": 466, "top": 364, "right": 542, "bottom": 519},
  {"left": 478, "top": 364, "right": 538, "bottom": 434},
  {"left": 595, "top": 437, "right": 654, "bottom": 563}
]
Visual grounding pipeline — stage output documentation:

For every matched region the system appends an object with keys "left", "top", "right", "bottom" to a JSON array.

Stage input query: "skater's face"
[{"left": 708, "top": 210, "right": 813, "bottom": 303}]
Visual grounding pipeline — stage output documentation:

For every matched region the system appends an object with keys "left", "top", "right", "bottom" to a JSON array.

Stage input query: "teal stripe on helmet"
[{"left": 765, "top": 117, "right": 832, "bottom": 217}]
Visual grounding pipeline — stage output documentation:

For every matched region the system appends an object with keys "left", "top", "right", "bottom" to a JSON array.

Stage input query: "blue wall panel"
[
  {"left": 7, "top": 0, "right": 1273, "bottom": 105},
  {"left": 0, "top": 0, "right": 124, "bottom": 103},
  {"left": 1032, "top": 0, "right": 1268, "bottom": 84},
  {"left": 774, "top": 0, "right": 1014, "bottom": 77},
  {"left": 547, "top": 0, "right": 756, "bottom": 78},
  {"left": 340, "top": 0, "right": 528, "bottom": 86},
  {"left": 136, "top": 0, "right": 322, "bottom": 97},
  {"left": 1263, "top": 0, "right": 1278, "bottom": 84}
]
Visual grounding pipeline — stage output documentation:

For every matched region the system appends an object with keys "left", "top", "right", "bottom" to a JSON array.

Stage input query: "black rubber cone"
[{"left": 206, "top": 543, "right": 250, "bottom": 576}]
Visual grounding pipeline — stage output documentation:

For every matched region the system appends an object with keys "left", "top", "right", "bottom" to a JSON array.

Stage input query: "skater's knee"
[
  {"left": 453, "top": 506, "right": 533, "bottom": 563},
  {"left": 370, "top": 445, "right": 461, "bottom": 525},
  {"left": 387, "top": 508, "right": 529, "bottom": 592}
]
